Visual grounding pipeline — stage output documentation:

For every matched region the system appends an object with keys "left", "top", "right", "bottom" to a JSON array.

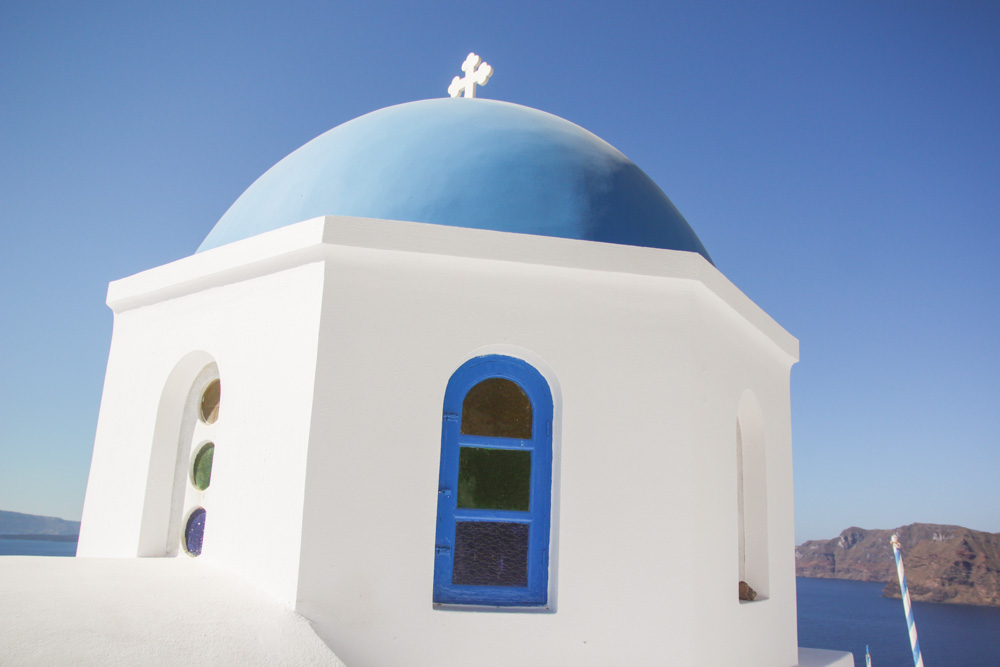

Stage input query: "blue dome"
[{"left": 199, "top": 98, "right": 711, "bottom": 262}]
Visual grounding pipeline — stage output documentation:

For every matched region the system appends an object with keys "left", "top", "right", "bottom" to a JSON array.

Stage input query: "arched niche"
[
  {"left": 737, "top": 390, "right": 769, "bottom": 600},
  {"left": 137, "top": 352, "right": 219, "bottom": 557}
]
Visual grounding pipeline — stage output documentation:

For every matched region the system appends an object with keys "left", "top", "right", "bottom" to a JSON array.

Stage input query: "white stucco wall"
[
  {"left": 79, "top": 229, "right": 328, "bottom": 605},
  {"left": 79, "top": 216, "right": 805, "bottom": 665},
  {"left": 292, "top": 218, "right": 799, "bottom": 665}
]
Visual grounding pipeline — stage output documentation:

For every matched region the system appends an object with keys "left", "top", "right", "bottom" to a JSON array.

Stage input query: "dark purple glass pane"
[
  {"left": 461, "top": 378, "right": 532, "bottom": 438},
  {"left": 453, "top": 521, "right": 528, "bottom": 587},
  {"left": 185, "top": 507, "right": 206, "bottom": 556}
]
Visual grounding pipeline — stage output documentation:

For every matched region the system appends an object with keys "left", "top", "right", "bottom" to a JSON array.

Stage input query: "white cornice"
[{"left": 108, "top": 215, "right": 798, "bottom": 361}]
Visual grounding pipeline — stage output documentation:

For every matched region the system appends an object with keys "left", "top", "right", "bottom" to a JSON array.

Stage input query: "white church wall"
[
  {"left": 291, "top": 219, "right": 800, "bottom": 666},
  {"left": 79, "top": 309, "right": 184, "bottom": 558},
  {"left": 80, "top": 260, "right": 327, "bottom": 606},
  {"left": 78, "top": 216, "right": 801, "bottom": 664},
  {"left": 688, "top": 287, "right": 800, "bottom": 666}
]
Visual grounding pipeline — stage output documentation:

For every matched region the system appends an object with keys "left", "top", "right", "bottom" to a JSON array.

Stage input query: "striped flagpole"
[{"left": 891, "top": 534, "right": 924, "bottom": 667}]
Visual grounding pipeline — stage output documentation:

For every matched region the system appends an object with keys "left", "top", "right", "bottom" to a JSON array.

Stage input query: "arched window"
[
  {"left": 138, "top": 353, "right": 218, "bottom": 557},
  {"left": 433, "top": 355, "right": 553, "bottom": 607},
  {"left": 181, "top": 377, "right": 220, "bottom": 557}
]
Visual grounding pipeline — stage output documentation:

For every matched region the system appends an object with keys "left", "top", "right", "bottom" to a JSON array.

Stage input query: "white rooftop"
[{"left": 0, "top": 557, "right": 344, "bottom": 666}]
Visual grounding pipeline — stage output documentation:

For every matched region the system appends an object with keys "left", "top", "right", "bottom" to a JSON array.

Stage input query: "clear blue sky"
[{"left": 1, "top": 1, "right": 997, "bottom": 543}]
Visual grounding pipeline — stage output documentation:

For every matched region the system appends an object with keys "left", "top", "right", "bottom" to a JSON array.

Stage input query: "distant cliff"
[
  {"left": 0, "top": 510, "right": 80, "bottom": 537},
  {"left": 796, "top": 523, "right": 1000, "bottom": 606}
]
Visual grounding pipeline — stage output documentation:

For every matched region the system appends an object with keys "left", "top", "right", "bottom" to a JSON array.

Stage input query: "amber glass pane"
[
  {"left": 192, "top": 443, "right": 214, "bottom": 491},
  {"left": 452, "top": 521, "right": 529, "bottom": 587},
  {"left": 458, "top": 447, "right": 531, "bottom": 511},
  {"left": 461, "top": 378, "right": 531, "bottom": 438},
  {"left": 200, "top": 379, "right": 220, "bottom": 424}
]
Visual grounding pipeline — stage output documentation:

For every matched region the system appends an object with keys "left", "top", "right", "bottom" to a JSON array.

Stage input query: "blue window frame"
[{"left": 433, "top": 355, "right": 553, "bottom": 607}]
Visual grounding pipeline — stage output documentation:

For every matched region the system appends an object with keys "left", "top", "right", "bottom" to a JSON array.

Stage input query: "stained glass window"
[
  {"left": 434, "top": 355, "right": 553, "bottom": 607},
  {"left": 192, "top": 443, "right": 215, "bottom": 491},
  {"left": 458, "top": 447, "right": 530, "bottom": 511},
  {"left": 200, "top": 379, "right": 220, "bottom": 424},
  {"left": 184, "top": 507, "right": 206, "bottom": 556},
  {"left": 461, "top": 378, "right": 531, "bottom": 438},
  {"left": 453, "top": 521, "right": 529, "bottom": 587}
]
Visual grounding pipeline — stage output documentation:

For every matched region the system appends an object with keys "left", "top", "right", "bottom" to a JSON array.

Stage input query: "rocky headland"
[
  {"left": 796, "top": 523, "right": 1000, "bottom": 606},
  {"left": 0, "top": 510, "right": 80, "bottom": 537}
]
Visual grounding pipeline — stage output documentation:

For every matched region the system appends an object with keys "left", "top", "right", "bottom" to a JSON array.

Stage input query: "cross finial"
[{"left": 448, "top": 53, "right": 493, "bottom": 98}]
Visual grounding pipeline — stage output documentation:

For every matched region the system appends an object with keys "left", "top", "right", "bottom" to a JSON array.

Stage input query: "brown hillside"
[{"left": 795, "top": 523, "right": 1000, "bottom": 606}]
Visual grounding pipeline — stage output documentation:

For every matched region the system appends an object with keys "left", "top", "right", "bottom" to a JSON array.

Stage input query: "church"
[{"left": 5, "top": 56, "right": 852, "bottom": 666}]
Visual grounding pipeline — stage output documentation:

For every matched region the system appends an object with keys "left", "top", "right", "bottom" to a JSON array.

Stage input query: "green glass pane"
[
  {"left": 457, "top": 447, "right": 530, "bottom": 511},
  {"left": 192, "top": 443, "right": 214, "bottom": 491},
  {"left": 461, "top": 378, "right": 532, "bottom": 438}
]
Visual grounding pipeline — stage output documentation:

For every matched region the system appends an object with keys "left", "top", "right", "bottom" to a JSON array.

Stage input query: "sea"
[
  {"left": 798, "top": 577, "right": 1000, "bottom": 666},
  {"left": 0, "top": 537, "right": 78, "bottom": 557},
  {"left": 1, "top": 541, "right": 997, "bottom": 665}
]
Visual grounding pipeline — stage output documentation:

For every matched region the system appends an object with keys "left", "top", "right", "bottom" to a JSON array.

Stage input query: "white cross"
[{"left": 448, "top": 53, "right": 493, "bottom": 98}]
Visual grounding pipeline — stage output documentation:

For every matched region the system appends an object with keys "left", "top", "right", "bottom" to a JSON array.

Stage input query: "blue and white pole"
[
  {"left": 891, "top": 534, "right": 924, "bottom": 667},
  {"left": 866, "top": 644, "right": 872, "bottom": 667}
]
